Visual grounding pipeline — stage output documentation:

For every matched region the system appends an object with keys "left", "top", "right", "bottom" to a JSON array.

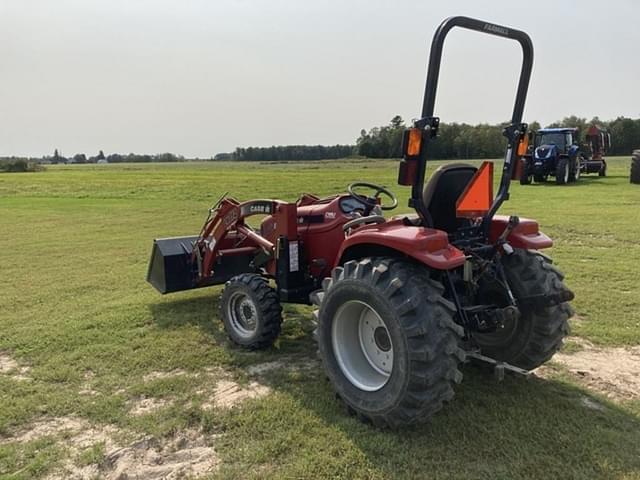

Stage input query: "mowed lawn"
[{"left": 1, "top": 157, "right": 639, "bottom": 479}]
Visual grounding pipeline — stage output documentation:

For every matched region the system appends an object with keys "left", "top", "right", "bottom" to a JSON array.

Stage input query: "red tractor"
[
  {"left": 148, "top": 17, "right": 574, "bottom": 427},
  {"left": 584, "top": 125, "right": 611, "bottom": 177}
]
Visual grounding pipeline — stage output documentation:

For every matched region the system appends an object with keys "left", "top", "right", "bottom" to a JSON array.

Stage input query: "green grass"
[{"left": 1, "top": 158, "right": 639, "bottom": 479}]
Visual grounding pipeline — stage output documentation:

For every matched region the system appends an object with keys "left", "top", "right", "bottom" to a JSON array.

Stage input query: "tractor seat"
[{"left": 422, "top": 163, "right": 478, "bottom": 233}]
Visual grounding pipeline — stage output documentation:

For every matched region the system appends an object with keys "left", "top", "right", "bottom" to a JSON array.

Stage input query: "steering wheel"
[{"left": 347, "top": 182, "right": 398, "bottom": 212}]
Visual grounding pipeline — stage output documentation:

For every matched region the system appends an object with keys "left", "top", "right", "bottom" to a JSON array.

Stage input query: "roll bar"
[{"left": 410, "top": 16, "right": 533, "bottom": 232}]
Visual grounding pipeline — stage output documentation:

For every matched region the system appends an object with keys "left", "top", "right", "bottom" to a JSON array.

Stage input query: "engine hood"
[{"left": 534, "top": 144, "right": 558, "bottom": 160}]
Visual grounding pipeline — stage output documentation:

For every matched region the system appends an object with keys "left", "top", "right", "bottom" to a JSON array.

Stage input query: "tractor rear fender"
[
  {"left": 335, "top": 219, "right": 465, "bottom": 270},
  {"left": 490, "top": 215, "right": 552, "bottom": 249}
]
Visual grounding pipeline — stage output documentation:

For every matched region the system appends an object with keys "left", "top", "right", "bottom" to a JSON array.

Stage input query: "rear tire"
[
  {"left": 519, "top": 159, "right": 532, "bottom": 185},
  {"left": 311, "top": 258, "right": 464, "bottom": 428},
  {"left": 571, "top": 156, "right": 581, "bottom": 182},
  {"left": 630, "top": 151, "right": 640, "bottom": 184},
  {"left": 473, "top": 250, "right": 573, "bottom": 370},
  {"left": 599, "top": 161, "right": 607, "bottom": 177},
  {"left": 220, "top": 274, "right": 282, "bottom": 349},
  {"left": 555, "top": 158, "right": 569, "bottom": 185}
]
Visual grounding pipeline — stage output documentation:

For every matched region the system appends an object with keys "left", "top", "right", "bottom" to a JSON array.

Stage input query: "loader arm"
[{"left": 193, "top": 198, "right": 299, "bottom": 283}]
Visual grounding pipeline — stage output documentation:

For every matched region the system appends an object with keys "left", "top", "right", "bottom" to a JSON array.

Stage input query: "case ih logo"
[
  {"left": 240, "top": 201, "right": 273, "bottom": 217},
  {"left": 483, "top": 23, "right": 509, "bottom": 36}
]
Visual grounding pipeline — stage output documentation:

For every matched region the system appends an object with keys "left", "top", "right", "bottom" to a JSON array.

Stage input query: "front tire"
[
  {"left": 533, "top": 173, "right": 547, "bottom": 183},
  {"left": 312, "top": 258, "right": 464, "bottom": 428},
  {"left": 220, "top": 274, "right": 282, "bottom": 349},
  {"left": 474, "top": 250, "right": 573, "bottom": 370},
  {"left": 555, "top": 158, "right": 569, "bottom": 185}
]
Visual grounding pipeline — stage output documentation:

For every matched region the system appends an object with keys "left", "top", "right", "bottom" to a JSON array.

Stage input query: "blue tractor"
[{"left": 520, "top": 128, "right": 584, "bottom": 185}]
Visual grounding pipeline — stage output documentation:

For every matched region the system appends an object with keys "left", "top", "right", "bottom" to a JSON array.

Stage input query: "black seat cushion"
[{"left": 423, "top": 164, "right": 477, "bottom": 233}]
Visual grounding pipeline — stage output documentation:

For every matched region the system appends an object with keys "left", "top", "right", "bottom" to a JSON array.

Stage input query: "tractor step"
[{"left": 465, "top": 350, "right": 531, "bottom": 381}]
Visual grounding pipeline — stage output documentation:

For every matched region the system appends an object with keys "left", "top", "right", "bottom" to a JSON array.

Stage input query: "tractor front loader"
[{"left": 148, "top": 16, "right": 574, "bottom": 427}]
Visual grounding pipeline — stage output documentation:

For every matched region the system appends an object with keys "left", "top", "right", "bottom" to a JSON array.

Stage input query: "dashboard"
[{"left": 338, "top": 196, "right": 366, "bottom": 215}]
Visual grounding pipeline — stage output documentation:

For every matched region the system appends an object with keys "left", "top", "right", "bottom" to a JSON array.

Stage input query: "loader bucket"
[{"left": 147, "top": 236, "right": 199, "bottom": 294}]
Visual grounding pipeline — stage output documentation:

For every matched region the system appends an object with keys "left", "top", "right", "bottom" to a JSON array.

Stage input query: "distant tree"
[
  {"left": 607, "top": 117, "right": 640, "bottom": 155},
  {"left": 546, "top": 115, "right": 588, "bottom": 140},
  {"left": 230, "top": 114, "right": 640, "bottom": 162},
  {"left": 390, "top": 115, "right": 404, "bottom": 129},
  {"left": 355, "top": 116, "right": 406, "bottom": 158},
  {"left": 97, "top": 150, "right": 105, "bottom": 160},
  {"left": 356, "top": 117, "right": 508, "bottom": 160},
  {"left": 213, "top": 152, "right": 234, "bottom": 161},
  {"left": 72, "top": 153, "right": 87, "bottom": 164},
  {"left": 232, "top": 144, "right": 354, "bottom": 161},
  {"left": 0, "top": 158, "right": 43, "bottom": 172}
]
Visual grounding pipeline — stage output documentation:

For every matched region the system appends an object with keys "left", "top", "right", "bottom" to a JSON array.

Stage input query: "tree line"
[
  {"left": 218, "top": 115, "right": 639, "bottom": 161},
  {"left": 222, "top": 144, "right": 354, "bottom": 162},
  {"left": 3, "top": 114, "right": 638, "bottom": 172},
  {"left": 40, "top": 150, "right": 187, "bottom": 164},
  {"left": 355, "top": 115, "right": 640, "bottom": 160}
]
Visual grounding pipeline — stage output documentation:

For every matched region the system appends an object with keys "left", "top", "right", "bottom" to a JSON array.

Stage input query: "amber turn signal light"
[{"left": 405, "top": 128, "right": 422, "bottom": 156}]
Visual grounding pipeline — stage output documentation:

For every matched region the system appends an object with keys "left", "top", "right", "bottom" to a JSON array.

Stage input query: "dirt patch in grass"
[
  {"left": 580, "top": 396, "right": 606, "bottom": 411},
  {"left": 143, "top": 368, "right": 188, "bottom": 382},
  {"left": 203, "top": 357, "right": 318, "bottom": 409},
  {"left": 85, "top": 429, "right": 218, "bottom": 480},
  {"left": 541, "top": 338, "right": 640, "bottom": 401},
  {"left": 78, "top": 370, "right": 98, "bottom": 396},
  {"left": 0, "top": 352, "right": 19, "bottom": 373},
  {"left": 0, "top": 351, "right": 31, "bottom": 381},
  {"left": 129, "top": 396, "right": 170, "bottom": 416},
  {"left": 4, "top": 416, "right": 218, "bottom": 479},
  {"left": 246, "top": 357, "right": 318, "bottom": 376},
  {"left": 7, "top": 417, "right": 114, "bottom": 445},
  {"left": 207, "top": 379, "right": 271, "bottom": 410}
]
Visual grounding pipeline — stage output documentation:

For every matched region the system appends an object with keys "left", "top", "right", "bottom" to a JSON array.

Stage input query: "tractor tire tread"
[
  {"left": 555, "top": 157, "right": 569, "bottom": 185},
  {"left": 220, "top": 273, "right": 283, "bottom": 349},
  {"left": 501, "top": 250, "right": 572, "bottom": 369},
  {"left": 313, "top": 257, "right": 464, "bottom": 428}
]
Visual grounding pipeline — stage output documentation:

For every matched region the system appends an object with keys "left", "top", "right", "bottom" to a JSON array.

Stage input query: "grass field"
[{"left": 1, "top": 157, "right": 639, "bottom": 479}]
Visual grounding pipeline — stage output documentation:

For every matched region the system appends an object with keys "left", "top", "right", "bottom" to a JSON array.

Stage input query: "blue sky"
[{"left": 1, "top": 0, "right": 638, "bottom": 157}]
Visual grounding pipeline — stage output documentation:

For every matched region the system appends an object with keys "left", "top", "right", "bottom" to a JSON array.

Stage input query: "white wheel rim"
[
  {"left": 332, "top": 300, "right": 393, "bottom": 392},
  {"left": 227, "top": 291, "right": 258, "bottom": 338},
  {"left": 564, "top": 162, "right": 569, "bottom": 183}
]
